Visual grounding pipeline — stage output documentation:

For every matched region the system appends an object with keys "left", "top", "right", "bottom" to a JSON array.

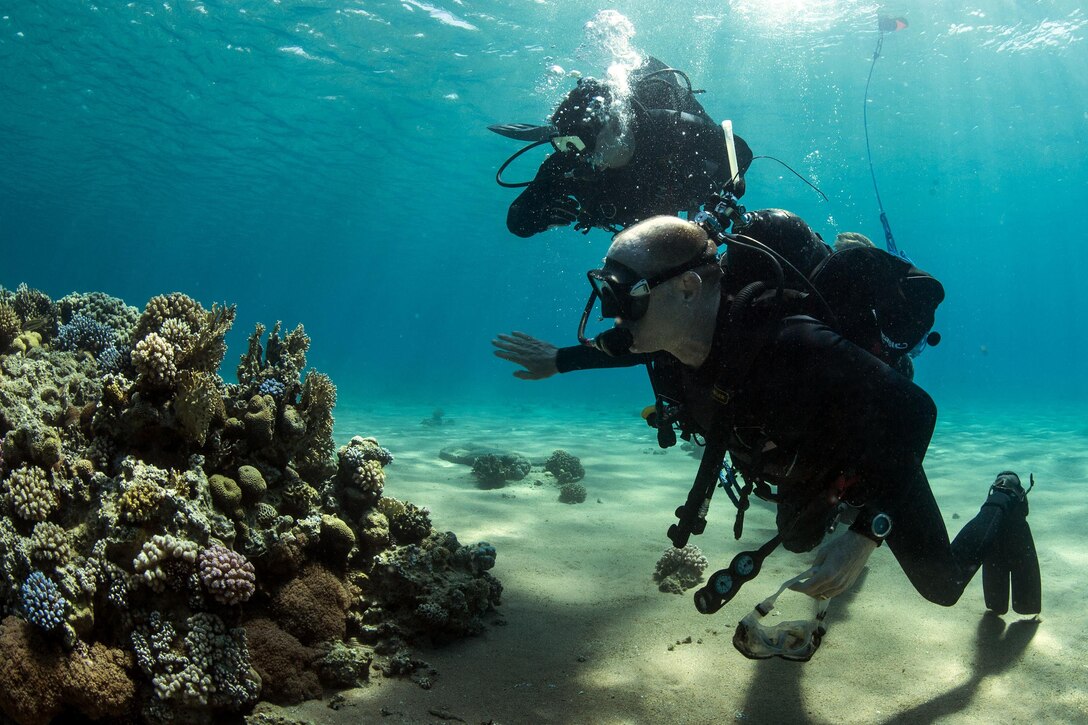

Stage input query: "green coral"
[
  {"left": 209, "top": 474, "right": 243, "bottom": 519},
  {"left": 174, "top": 371, "right": 225, "bottom": 446},
  {"left": 236, "top": 465, "right": 267, "bottom": 502},
  {"left": 117, "top": 479, "right": 164, "bottom": 524},
  {"left": 320, "top": 514, "right": 356, "bottom": 564},
  {"left": 243, "top": 395, "right": 275, "bottom": 445},
  {"left": 0, "top": 302, "right": 20, "bottom": 351}
]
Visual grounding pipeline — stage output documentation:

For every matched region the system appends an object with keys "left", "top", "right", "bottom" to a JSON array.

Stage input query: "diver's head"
[
  {"left": 578, "top": 216, "right": 721, "bottom": 361},
  {"left": 550, "top": 78, "right": 634, "bottom": 170}
]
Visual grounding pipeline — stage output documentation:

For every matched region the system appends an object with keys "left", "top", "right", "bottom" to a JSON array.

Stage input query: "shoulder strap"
[{"left": 667, "top": 282, "right": 785, "bottom": 547}]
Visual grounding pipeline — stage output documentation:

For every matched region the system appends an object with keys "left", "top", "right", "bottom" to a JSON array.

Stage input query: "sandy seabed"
[{"left": 263, "top": 400, "right": 1088, "bottom": 725}]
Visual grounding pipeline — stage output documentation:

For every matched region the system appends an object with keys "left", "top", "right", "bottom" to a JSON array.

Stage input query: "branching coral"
[
  {"left": 131, "top": 332, "right": 177, "bottom": 389},
  {"left": 54, "top": 315, "right": 118, "bottom": 356},
  {"left": 131, "top": 610, "right": 260, "bottom": 712},
  {"left": 56, "top": 290, "right": 140, "bottom": 345},
  {"left": 352, "top": 460, "right": 386, "bottom": 504},
  {"left": 132, "top": 534, "right": 199, "bottom": 593},
  {"left": 117, "top": 478, "right": 165, "bottom": 524},
  {"left": 20, "top": 571, "right": 67, "bottom": 631},
  {"left": 377, "top": 497, "right": 432, "bottom": 546},
  {"left": 130, "top": 293, "right": 236, "bottom": 389},
  {"left": 198, "top": 543, "right": 256, "bottom": 605},
  {"left": 236, "top": 321, "right": 311, "bottom": 407},
  {"left": 652, "top": 544, "right": 709, "bottom": 593},
  {"left": 12, "top": 283, "right": 56, "bottom": 333},
  {"left": 29, "top": 521, "right": 71, "bottom": 568},
  {"left": 471, "top": 453, "right": 530, "bottom": 488},
  {"left": 558, "top": 481, "right": 588, "bottom": 504},
  {"left": 0, "top": 302, "right": 20, "bottom": 350},
  {"left": 5, "top": 465, "right": 59, "bottom": 521}
]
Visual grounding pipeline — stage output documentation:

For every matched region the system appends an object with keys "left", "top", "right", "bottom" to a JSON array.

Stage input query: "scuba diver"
[
  {"left": 492, "top": 210, "right": 1040, "bottom": 661},
  {"left": 490, "top": 56, "right": 754, "bottom": 237}
]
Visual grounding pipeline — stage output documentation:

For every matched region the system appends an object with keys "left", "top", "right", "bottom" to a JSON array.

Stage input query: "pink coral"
[{"left": 198, "top": 543, "right": 256, "bottom": 605}]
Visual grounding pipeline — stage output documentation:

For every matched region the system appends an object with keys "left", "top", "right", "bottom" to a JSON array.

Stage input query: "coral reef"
[
  {"left": 653, "top": 544, "right": 709, "bottom": 594},
  {"left": 470, "top": 452, "right": 531, "bottom": 488},
  {"left": 558, "top": 481, "right": 588, "bottom": 504},
  {"left": 545, "top": 449, "right": 585, "bottom": 483},
  {"left": 0, "top": 286, "right": 503, "bottom": 724}
]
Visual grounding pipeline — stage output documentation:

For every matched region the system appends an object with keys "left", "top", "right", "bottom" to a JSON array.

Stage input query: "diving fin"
[
  {"left": 487, "top": 122, "right": 558, "bottom": 142},
  {"left": 982, "top": 473, "right": 1041, "bottom": 615}
]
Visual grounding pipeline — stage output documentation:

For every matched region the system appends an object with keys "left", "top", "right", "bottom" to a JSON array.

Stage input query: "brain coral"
[
  {"left": 198, "top": 543, "right": 256, "bottom": 605},
  {"left": 236, "top": 465, "right": 267, "bottom": 502}
]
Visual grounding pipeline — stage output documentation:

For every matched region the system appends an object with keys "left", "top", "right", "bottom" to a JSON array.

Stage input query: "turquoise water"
[{"left": 1, "top": 0, "right": 1086, "bottom": 413}]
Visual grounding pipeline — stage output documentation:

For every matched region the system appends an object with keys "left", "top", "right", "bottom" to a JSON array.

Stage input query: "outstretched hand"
[
  {"left": 789, "top": 530, "right": 877, "bottom": 600},
  {"left": 492, "top": 331, "right": 560, "bottom": 380}
]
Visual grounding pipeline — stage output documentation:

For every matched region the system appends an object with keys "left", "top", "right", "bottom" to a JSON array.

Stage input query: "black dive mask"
[{"left": 576, "top": 251, "right": 718, "bottom": 355}]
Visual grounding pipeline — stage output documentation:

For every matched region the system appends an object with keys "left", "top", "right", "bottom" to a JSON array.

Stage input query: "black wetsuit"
[
  {"left": 507, "top": 59, "right": 754, "bottom": 238},
  {"left": 556, "top": 308, "right": 1009, "bottom": 607}
]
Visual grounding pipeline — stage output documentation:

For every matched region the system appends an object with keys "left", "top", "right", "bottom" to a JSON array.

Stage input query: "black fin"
[
  {"left": 983, "top": 504, "right": 1041, "bottom": 615},
  {"left": 982, "top": 545, "right": 1011, "bottom": 614},
  {"left": 487, "top": 122, "right": 557, "bottom": 142},
  {"left": 1006, "top": 515, "right": 1041, "bottom": 614}
]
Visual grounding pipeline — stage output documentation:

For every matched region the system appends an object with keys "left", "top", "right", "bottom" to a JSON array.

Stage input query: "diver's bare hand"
[
  {"left": 492, "top": 331, "right": 559, "bottom": 380},
  {"left": 790, "top": 530, "right": 876, "bottom": 599}
]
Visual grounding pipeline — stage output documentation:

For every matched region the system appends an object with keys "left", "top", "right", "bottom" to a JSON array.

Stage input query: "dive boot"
[{"left": 982, "top": 472, "right": 1041, "bottom": 615}]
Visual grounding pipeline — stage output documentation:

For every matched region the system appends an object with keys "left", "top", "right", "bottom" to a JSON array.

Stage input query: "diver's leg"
[
  {"left": 884, "top": 468, "right": 1005, "bottom": 606},
  {"left": 984, "top": 473, "right": 1040, "bottom": 614},
  {"left": 885, "top": 470, "right": 1038, "bottom": 611}
]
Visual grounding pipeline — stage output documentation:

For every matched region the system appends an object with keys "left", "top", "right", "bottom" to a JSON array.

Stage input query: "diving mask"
[
  {"left": 576, "top": 251, "right": 718, "bottom": 354},
  {"left": 732, "top": 569, "right": 831, "bottom": 662}
]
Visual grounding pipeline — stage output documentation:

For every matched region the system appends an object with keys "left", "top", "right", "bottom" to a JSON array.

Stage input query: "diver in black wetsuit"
[
  {"left": 492, "top": 214, "right": 1039, "bottom": 631},
  {"left": 491, "top": 57, "right": 753, "bottom": 237}
]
